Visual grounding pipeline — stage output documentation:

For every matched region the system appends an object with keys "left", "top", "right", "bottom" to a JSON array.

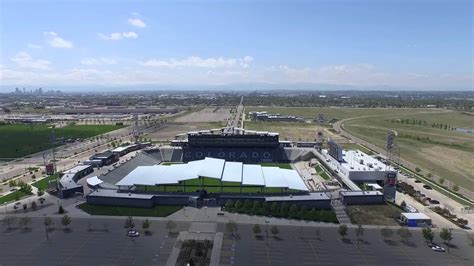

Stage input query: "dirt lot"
[
  {"left": 145, "top": 122, "right": 226, "bottom": 141},
  {"left": 174, "top": 108, "right": 232, "bottom": 123},
  {"left": 346, "top": 204, "right": 402, "bottom": 226}
]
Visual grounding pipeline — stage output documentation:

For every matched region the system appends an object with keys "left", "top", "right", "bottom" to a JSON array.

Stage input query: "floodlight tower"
[
  {"left": 386, "top": 131, "right": 396, "bottom": 170},
  {"left": 50, "top": 126, "right": 57, "bottom": 173}
]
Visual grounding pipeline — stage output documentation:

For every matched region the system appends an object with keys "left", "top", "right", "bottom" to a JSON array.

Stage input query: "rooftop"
[{"left": 116, "top": 157, "right": 308, "bottom": 191}]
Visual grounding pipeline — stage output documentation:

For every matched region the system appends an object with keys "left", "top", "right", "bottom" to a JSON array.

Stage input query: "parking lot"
[{"left": 1, "top": 218, "right": 472, "bottom": 265}]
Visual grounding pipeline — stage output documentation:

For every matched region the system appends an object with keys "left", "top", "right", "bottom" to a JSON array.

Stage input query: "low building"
[
  {"left": 400, "top": 212, "right": 432, "bottom": 227},
  {"left": 89, "top": 151, "right": 118, "bottom": 166},
  {"left": 58, "top": 165, "right": 93, "bottom": 198},
  {"left": 340, "top": 190, "right": 385, "bottom": 205}
]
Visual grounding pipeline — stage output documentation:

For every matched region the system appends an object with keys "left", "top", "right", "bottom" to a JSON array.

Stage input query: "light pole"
[{"left": 265, "top": 221, "right": 270, "bottom": 246}]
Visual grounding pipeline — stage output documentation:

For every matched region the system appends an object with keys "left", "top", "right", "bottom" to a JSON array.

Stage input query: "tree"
[
  {"left": 225, "top": 221, "right": 238, "bottom": 237},
  {"left": 44, "top": 217, "right": 53, "bottom": 239},
  {"left": 415, "top": 167, "right": 421, "bottom": 173},
  {"left": 314, "top": 228, "right": 321, "bottom": 240},
  {"left": 166, "top": 220, "right": 177, "bottom": 233},
  {"left": 422, "top": 227, "right": 434, "bottom": 244},
  {"left": 142, "top": 219, "right": 151, "bottom": 235},
  {"left": 225, "top": 200, "right": 234, "bottom": 210},
  {"left": 439, "top": 228, "right": 453, "bottom": 252},
  {"left": 19, "top": 216, "right": 31, "bottom": 230},
  {"left": 439, "top": 178, "right": 445, "bottom": 185},
  {"left": 453, "top": 185, "right": 459, "bottom": 192},
  {"left": 270, "top": 202, "right": 279, "bottom": 215},
  {"left": 338, "top": 224, "right": 348, "bottom": 239},
  {"left": 270, "top": 225, "right": 279, "bottom": 236},
  {"left": 234, "top": 200, "right": 243, "bottom": 210},
  {"left": 427, "top": 173, "right": 432, "bottom": 179},
  {"left": 289, "top": 204, "right": 299, "bottom": 219},
  {"left": 123, "top": 216, "right": 135, "bottom": 230},
  {"left": 61, "top": 215, "right": 71, "bottom": 230},
  {"left": 58, "top": 205, "right": 65, "bottom": 214},
  {"left": 252, "top": 201, "right": 261, "bottom": 213},
  {"left": 400, "top": 201, "right": 407, "bottom": 208},
  {"left": 355, "top": 224, "right": 364, "bottom": 246},
  {"left": 31, "top": 201, "right": 38, "bottom": 211},
  {"left": 380, "top": 227, "right": 393, "bottom": 241},
  {"left": 37, "top": 189, "right": 44, "bottom": 196},
  {"left": 397, "top": 227, "right": 412, "bottom": 243},
  {"left": 2, "top": 216, "right": 17, "bottom": 230},
  {"left": 253, "top": 224, "right": 262, "bottom": 236}
]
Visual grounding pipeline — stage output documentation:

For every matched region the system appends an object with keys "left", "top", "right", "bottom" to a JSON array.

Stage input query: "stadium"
[
  {"left": 85, "top": 127, "right": 333, "bottom": 208},
  {"left": 84, "top": 126, "right": 395, "bottom": 209}
]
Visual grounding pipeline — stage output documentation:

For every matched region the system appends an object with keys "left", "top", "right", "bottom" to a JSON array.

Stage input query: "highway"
[{"left": 228, "top": 96, "right": 244, "bottom": 128}]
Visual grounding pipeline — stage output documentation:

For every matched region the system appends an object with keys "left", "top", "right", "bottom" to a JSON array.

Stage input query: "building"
[
  {"left": 248, "top": 111, "right": 304, "bottom": 122},
  {"left": 318, "top": 147, "right": 397, "bottom": 201},
  {"left": 115, "top": 157, "right": 309, "bottom": 194},
  {"left": 339, "top": 190, "right": 385, "bottom": 205},
  {"left": 400, "top": 212, "right": 432, "bottom": 227},
  {"left": 86, "top": 151, "right": 118, "bottom": 167},
  {"left": 58, "top": 165, "right": 93, "bottom": 198}
]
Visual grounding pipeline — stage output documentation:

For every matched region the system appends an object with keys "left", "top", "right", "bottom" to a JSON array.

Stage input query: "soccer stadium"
[{"left": 85, "top": 127, "right": 333, "bottom": 208}]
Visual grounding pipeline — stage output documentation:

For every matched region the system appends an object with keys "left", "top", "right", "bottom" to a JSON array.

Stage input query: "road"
[{"left": 228, "top": 96, "right": 244, "bottom": 128}]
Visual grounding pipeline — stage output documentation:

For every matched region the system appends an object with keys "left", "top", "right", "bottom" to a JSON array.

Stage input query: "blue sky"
[{"left": 0, "top": 0, "right": 472, "bottom": 90}]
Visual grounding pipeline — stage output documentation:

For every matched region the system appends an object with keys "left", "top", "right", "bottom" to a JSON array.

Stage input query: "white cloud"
[
  {"left": 43, "top": 32, "right": 73, "bottom": 48},
  {"left": 128, "top": 18, "right": 146, "bottom": 28},
  {"left": 81, "top": 57, "right": 117, "bottom": 65},
  {"left": 10, "top": 52, "right": 51, "bottom": 70},
  {"left": 27, "top": 43, "right": 42, "bottom": 49},
  {"left": 98, "top": 32, "right": 138, "bottom": 40},
  {"left": 140, "top": 56, "right": 254, "bottom": 69}
]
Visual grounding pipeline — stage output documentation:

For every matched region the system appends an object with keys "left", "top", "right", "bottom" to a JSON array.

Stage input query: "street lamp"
[{"left": 265, "top": 220, "right": 270, "bottom": 246}]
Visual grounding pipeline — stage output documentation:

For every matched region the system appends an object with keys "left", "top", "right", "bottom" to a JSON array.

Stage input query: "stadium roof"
[{"left": 116, "top": 157, "right": 308, "bottom": 191}]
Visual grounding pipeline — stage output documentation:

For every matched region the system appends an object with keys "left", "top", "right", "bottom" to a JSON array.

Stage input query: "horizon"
[{"left": 1, "top": 0, "right": 472, "bottom": 91}]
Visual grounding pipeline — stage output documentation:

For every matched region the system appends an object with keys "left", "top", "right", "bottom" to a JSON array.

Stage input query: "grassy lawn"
[
  {"left": 0, "top": 124, "right": 125, "bottom": 159},
  {"left": 344, "top": 111, "right": 474, "bottom": 191},
  {"left": 315, "top": 164, "right": 331, "bottom": 180},
  {"left": 0, "top": 190, "right": 31, "bottom": 205},
  {"left": 31, "top": 174, "right": 59, "bottom": 190},
  {"left": 346, "top": 204, "right": 402, "bottom": 226},
  {"left": 78, "top": 203, "right": 182, "bottom": 217},
  {"left": 257, "top": 162, "right": 292, "bottom": 169}
]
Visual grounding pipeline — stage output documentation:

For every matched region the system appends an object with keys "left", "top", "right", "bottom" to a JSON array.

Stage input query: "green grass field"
[
  {"left": 31, "top": 174, "right": 59, "bottom": 190},
  {"left": 314, "top": 164, "right": 331, "bottom": 180},
  {"left": 344, "top": 111, "right": 474, "bottom": 191},
  {"left": 0, "top": 124, "right": 125, "bottom": 159},
  {"left": 78, "top": 203, "right": 182, "bottom": 217},
  {"left": 0, "top": 190, "right": 31, "bottom": 204}
]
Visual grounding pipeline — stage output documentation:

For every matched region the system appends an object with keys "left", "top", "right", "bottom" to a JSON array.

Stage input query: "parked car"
[
  {"left": 414, "top": 180, "right": 422, "bottom": 183},
  {"left": 431, "top": 244, "right": 445, "bottom": 252},
  {"left": 127, "top": 230, "right": 140, "bottom": 237},
  {"left": 430, "top": 200, "right": 440, "bottom": 205},
  {"left": 423, "top": 185, "right": 433, "bottom": 190}
]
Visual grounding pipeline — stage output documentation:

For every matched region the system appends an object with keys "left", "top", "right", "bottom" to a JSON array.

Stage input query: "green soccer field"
[{"left": 0, "top": 124, "right": 125, "bottom": 159}]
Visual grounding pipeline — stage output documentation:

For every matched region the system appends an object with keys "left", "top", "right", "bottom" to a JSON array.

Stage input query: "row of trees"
[
  {"left": 224, "top": 200, "right": 338, "bottom": 223},
  {"left": 2, "top": 215, "right": 71, "bottom": 239}
]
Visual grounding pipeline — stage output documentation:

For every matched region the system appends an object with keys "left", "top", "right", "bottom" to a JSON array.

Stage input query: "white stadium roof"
[
  {"left": 222, "top": 161, "right": 243, "bottom": 183},
  {"left": 116, "top": 157, "right": 308, "bottom": 191}
]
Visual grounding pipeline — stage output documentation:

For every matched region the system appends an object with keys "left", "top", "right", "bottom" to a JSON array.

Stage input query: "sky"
[{"left": 0, "top": 0, "right": 472, "bottom": 91}]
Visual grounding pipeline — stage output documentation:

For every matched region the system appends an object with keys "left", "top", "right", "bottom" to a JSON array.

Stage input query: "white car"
[
  {"left": 431, "top": 245, "right": 445, "bottom": 252},
  {"left": 127, "top": 230, "right": 140, "bottom": 237}
]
